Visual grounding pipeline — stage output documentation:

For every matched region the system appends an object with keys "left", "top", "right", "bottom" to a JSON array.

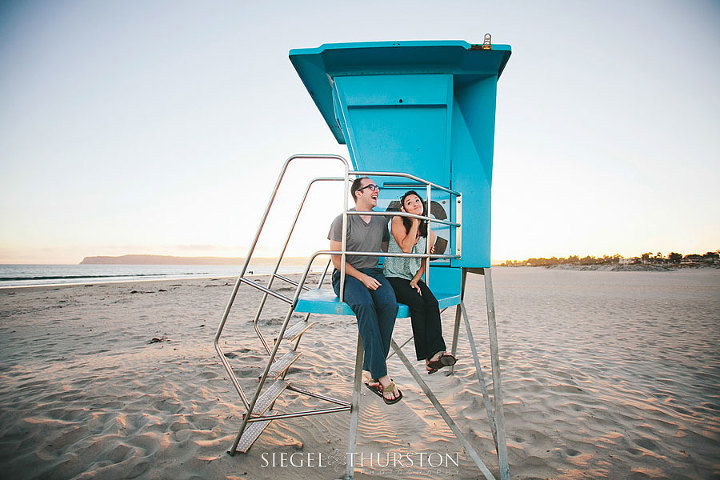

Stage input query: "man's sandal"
[
  {"left": 364, "top": 378, "right": 382, "bottom": 397},
  {"left": 380, "top": 381, "right": 403, "bottom": 405}
]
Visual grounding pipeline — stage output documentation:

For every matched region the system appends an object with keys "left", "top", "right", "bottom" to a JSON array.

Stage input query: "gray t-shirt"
[{"left": 328, "top": 208, "right": 389, "bottom": 269}]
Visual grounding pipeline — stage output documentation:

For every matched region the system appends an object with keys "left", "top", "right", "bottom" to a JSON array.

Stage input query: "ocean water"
[{"left": 0, "top": 263, "right": 311, "bottom": 288}]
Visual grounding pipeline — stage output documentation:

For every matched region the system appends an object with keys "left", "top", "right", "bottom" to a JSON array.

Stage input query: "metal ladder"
[{"left": 214, "top": 153, "right": 509, "bottom": 480}]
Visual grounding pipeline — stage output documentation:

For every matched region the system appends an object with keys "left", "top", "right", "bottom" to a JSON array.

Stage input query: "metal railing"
[
  {"left": 214, "top": 154, "right": 348, "bottom": 409},
  {"left": 336, "top": 170, "right": 462, "bottom": 301},
  {"left": 215, "top": 153, "right": 464, "bottom": 456}
]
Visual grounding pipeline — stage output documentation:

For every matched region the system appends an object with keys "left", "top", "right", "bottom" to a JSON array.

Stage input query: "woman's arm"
[
  {"left": 390, "top": 215, "right": 419, "bottom": 253},
  {"left": 409, "top": 229, "right": 435, "bottom": 293}
]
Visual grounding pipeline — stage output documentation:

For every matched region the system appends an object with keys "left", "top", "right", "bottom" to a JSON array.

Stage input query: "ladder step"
[
  {"left": 265, "top": 351, "right": 301, "bottom": 379},
  {"left": 250, "top": 380, "right": 288, "bottom": 417},
  {"left": 234, "top": 414, "right": 278, "bottom": 453},
  {"left": 276, "top": 320, "right": 315, "bottom": 343}
]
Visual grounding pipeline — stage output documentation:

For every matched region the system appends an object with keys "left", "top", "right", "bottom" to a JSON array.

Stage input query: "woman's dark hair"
[{"left": 400, "top": 190, "right": 428, "bottom": 238}]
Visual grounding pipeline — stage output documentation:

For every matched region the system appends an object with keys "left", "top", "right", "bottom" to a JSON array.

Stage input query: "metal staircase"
[
  {"left": 214, "top": 154, "right": 351, "bottom": 454},
  {"left": 214, "top": 153, "right": 509, "bottom": 480}
]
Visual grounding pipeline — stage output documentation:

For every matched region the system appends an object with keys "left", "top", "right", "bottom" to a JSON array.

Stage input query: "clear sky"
[{"left": 1, "top": 0, "right": 718, "bottom": 264}]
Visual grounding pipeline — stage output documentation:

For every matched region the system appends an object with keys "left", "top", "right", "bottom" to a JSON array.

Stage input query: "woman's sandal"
[
  {"left": 427, "top": 353, "right": 457, "bottom": 373},
  {"left": 440, "top": 353, "right": 457, "bottom": 366},
  {"left": 380, "top": 381, "right": 403, "bottom": 405}
]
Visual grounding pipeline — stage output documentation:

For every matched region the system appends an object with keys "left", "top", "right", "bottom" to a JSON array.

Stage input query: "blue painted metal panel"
[
  {"left": 450, "top": 76, "right": 498, "bottom": 267},
  {"left": 289, "top": 41, "right": 511, "bottom": 145},
  {"left": 290, "top": 40, "right": 511, "bottom": 272},
  {"left": 334, "top": 74, "right": 452, "bottom": 187}
]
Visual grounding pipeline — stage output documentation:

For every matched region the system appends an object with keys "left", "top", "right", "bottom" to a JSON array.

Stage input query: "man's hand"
[{"left": 361, "top": 274, "right": 381, "bottom": 291}]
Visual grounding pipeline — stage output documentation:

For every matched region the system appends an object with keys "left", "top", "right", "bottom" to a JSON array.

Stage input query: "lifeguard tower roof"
[{"left": 290, "top": 40, "right": 511, "bottom": 144}]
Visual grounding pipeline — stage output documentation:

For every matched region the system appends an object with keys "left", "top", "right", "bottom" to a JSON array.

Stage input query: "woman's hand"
[
  {"left": 361, "top": 273, "right": 381, "bottom": 291},
  {"left": 401, "top": 206, "right": 421, "bottom": 230},
  {"left": 410, "top": 216, "right": 421, "bottom": 230},
  {"left": 409, "top": 278, "right": 422, "bottom": 295}
]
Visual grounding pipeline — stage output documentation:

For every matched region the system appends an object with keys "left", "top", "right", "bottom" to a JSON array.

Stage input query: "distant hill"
[{"left": 80, "top": 255, "right": 310, "bottom": 265}]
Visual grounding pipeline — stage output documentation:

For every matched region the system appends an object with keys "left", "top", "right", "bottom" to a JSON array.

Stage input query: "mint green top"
[{"left": 382, "top": 233, "right": 426, "bottom": 281}]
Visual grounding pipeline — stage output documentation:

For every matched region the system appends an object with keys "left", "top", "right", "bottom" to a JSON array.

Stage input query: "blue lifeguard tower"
[{"left": 215, "top": 39, "right": 511, "bottom": 480}]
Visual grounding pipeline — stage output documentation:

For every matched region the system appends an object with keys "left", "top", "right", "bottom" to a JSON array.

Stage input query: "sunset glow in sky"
[{"left": 1, "top": 0, "right": 718, "bottom": 264}]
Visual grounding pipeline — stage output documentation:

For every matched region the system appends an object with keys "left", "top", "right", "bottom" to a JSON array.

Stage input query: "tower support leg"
[
  {"left": 447, "top": 269, "right": 466, "bottom": 375},
  {"left": 343, "top": 267, "right": 509, "bottom": 480},
  {"left": 390, "top": 339, "right": 497, "bottom": 480},
  {"left": 345, "top": 335, "right": 364, "bottom": 480},
  {"left": 482, "top": 267, "right": 510, "bottom": 480},
  {"left": 461, "top": 300, "right": 499, "bottom": 452}
]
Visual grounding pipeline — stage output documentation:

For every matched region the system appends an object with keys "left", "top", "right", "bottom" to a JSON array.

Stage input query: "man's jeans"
[{"left": 332, "top": 268, "right": 398, "bottom": 379}]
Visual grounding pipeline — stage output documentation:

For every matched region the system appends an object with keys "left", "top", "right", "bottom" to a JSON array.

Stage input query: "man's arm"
[{"left": 330, "top": 240, "right": 381, "bottom": 290}]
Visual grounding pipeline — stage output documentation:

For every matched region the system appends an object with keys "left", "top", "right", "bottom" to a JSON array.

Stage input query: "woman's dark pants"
[{"left": 387, "top": 277, "right": 446, "bottom": 361}]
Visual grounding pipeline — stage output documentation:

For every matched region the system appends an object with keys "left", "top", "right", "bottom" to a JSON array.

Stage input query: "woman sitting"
[{"left": 382, "top": 191, "right": 457, "bottom": 374}]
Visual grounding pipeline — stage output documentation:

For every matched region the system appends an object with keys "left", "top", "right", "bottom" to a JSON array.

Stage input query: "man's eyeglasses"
[{"left": 358, "top": 184, "right": 379, "bottom": 192}]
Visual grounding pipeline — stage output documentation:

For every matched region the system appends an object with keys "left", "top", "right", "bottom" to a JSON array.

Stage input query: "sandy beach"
[{"left": 1, "top": 267, "right": 719, "bottom": 479}]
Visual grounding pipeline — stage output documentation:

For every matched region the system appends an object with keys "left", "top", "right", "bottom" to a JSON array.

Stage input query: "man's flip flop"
[
  {"left": 381, "top": 381, "right": 403, "bottom": 405},
  {"left": 364, "top": 379, "right": 383, "bottom": 398}
]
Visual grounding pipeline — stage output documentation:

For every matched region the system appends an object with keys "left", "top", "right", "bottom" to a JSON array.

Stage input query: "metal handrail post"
[
  {"left": 215, "top": 154, "right": 295, "bottom": 409},
  {"left": 215, "top": 154, "right": 347, "bottom": 409},
  {"left": 252, "top": 176, "right": 344, "bottom": 354},
  {"left": 426, "top": 182, "right": 432, "bottom": 286},
  {"left": 340, "top": 174, "right": 349, "bottom": 302}
]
